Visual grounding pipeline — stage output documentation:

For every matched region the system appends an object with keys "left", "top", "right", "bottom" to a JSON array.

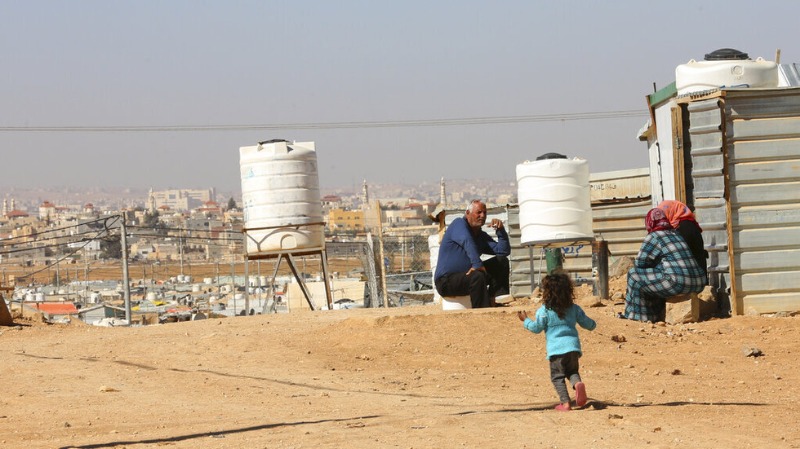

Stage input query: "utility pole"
[
  {"left": 401, "top": 235, "right": 405, "bottom": 272},
  {"left": 179, "top": 231, "right": 184, "bottom": 276},
  {"left": 244, "top": 256, "right": 249, "bottom": 315},
  {"left": 230, "top": 256, "right": 236, "bottom": 315},
  {"left": 376, "top": 201, "right": 389, "bottom": 308},
  {"left": 85, "top": 261, "right": 89, "bottom": 302},
  {"left": 120, "top": 216, "right": 132, "bottom": 324}
]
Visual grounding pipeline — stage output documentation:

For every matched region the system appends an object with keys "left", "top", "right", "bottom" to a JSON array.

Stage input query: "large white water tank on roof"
[
  {"left": 239, "top": 140, "right": 324, "bottom": 255},
  {"left": 676, "top": 48, "right": 778, "bottom": 95},
  {"left": 517, "top": 155, "right": 593, "bottom": 247}
]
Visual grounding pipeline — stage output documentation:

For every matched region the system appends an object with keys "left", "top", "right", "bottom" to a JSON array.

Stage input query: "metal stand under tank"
[
  {"left": 524, "top": 238, "right": 595, "bottom": 290},
  {"left": 243, "top": 223, "right": 333, "bottom": 312}
]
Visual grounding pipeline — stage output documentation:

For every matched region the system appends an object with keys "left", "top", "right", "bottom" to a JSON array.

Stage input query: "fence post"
[
  {"left": 592, "top": 240, "right": 609, "bottom": 299},
  {"left": 120, "top": 217, "right": 132, "bottom": 324}
]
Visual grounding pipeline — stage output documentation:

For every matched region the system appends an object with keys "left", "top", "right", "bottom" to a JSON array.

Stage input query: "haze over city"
[{"left": 2, "top": 1, "right": 799, "bottom": 194}]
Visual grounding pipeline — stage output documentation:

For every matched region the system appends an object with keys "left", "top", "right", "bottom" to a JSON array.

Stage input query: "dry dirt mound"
[{"left": 1, "top": 296, "right": 798, "bottom": 449}]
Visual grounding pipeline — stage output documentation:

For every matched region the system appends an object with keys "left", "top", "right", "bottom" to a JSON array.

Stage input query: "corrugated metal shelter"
[
  {"left": 644, "top": 85, "right": 800, "bottom": 315},
  {"left": 508, "top": 168, "right": 651, "bottom": 297}
]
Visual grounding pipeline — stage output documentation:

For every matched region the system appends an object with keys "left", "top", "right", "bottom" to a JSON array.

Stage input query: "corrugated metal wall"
[
  {"left": 683, "top": 88, "right": 800, "bottom": 314},
  {"left": 686, "top": 98, "right": 731, "bottom": 309},
  {"left": 722, "top": 89, "right": 800, "bottom": 314}
]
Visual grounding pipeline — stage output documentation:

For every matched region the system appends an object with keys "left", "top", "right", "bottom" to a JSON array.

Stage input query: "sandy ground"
[{"left": 1, "top": 282, "right": 799, "bottom": 449}]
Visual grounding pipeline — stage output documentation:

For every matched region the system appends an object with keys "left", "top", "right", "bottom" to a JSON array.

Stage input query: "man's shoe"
[{"left": 493, "top": 294, "right": 512, "bottom": 305}]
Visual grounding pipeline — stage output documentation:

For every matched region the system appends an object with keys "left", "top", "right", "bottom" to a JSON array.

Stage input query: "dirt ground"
[{"left": 1, "top": 279, "right": 799, "bottom": 449}]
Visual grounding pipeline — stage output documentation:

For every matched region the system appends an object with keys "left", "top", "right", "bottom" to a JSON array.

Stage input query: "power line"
[
  {"left": 0, "top": 216, "right": 119, "bottom": 243},
  {"left": 0, "top": 110, "right": 648, "bottom": 133}
]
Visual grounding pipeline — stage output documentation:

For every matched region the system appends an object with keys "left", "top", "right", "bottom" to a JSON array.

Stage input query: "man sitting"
[{"left": 434, "top": 199, "right": 510, "bottom": 308}]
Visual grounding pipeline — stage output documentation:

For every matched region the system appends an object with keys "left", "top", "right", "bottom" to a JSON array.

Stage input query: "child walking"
[{"left": 518, "top": 273, "right": 596, "bottom": 411}]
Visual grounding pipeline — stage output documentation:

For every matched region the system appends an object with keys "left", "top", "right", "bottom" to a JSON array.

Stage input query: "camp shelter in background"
[{"left": 640, "top": 48, "right": 800, "bottom": 316}]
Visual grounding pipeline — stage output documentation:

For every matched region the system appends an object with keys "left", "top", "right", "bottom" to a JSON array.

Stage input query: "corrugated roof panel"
[{"left": 778, "top": 63, "right": 800, "bottom": 86}]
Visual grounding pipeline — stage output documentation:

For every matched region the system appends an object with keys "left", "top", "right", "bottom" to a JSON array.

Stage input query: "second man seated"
[{"left": 434, "top": 199, "right": 510, "bottom": 308}]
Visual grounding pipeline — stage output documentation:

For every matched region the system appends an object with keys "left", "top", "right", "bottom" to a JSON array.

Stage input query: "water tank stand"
[
  {"left": 242, "top": 223, "right": 333, "bottom": 311},
  {"left": 244, "top": 249, "right": 333, "bottom": 312},
  {"left": 523, "top": 238, "right": 595, "bottom": 290}
]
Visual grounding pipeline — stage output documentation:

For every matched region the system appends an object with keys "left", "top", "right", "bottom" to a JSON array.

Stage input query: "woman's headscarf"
[
  {"left": 645, "top": 208, "right": 673, "bottom": 233},
  {"left": 658, "top": 200, "right": 701, "bottom": 231}
]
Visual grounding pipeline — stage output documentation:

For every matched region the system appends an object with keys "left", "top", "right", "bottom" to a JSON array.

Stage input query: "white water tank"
[
  {"left": 676, "top": 48, "right": 778, "bottom": 95},
  {"left": 239, "top": 140, "right": 324, "bottom": 255},
  {"left": 517, "top": 155, "right": 593, "bottom": 247}
]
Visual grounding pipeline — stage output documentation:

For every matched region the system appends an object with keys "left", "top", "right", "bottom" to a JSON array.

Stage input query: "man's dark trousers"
[{"left": 434, "top": 256, "right": 509, "bottom": 308}]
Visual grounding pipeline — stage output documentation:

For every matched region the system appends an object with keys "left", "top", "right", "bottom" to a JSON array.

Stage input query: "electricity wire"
[{"left": 0, "top": 110, "right": 648, "bottom": 133}]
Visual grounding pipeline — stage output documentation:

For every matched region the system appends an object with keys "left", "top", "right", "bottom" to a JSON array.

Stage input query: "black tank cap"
[
  {"left": 704, "top": 48, "right": 749, "bottom": 61},
  {"left": 536, "top": 152, "right": 568, "bottom": 161}
]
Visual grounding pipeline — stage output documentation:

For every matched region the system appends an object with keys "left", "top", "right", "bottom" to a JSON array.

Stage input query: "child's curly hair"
[{"left": 541, "top": 272, "right": 575, "bottom": 319}]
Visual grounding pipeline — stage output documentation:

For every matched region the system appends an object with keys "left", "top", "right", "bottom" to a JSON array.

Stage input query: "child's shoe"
[
  {"left": 554, "top": 403, "right": 571, "bottom": 411},
  {"left": 574, "top": 382, "right": 587, "bottom": 407}
]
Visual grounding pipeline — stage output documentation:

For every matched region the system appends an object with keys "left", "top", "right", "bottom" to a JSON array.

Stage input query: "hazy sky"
[{"left": 2, "top": 1, "right": 798, "bottom": 193}]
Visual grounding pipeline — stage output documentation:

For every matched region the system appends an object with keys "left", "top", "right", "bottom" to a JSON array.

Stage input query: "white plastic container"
[
  {"left": 517, "top": 157, "right": 593, "bottom": 247},
  {"left": 441, "top": 295, "right": 471, "bottom": 310},
  {"left": 239, "top": 140, "right": 324, "bottom": 255},
  {"left": 427, "top": 234, "right": 442, "bottom": 304},
  {"left": 676, "top": 58, "right": 778, "bottom": 95}
]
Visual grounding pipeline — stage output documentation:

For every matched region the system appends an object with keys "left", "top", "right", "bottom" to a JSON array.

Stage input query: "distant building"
[
  {"left": 327, "top": 208, "right": 365, "bottom": 233},
  {"left": 194, "top": 200, "right": 222, "bottom": 217},
  {"left": 39, "top": 201, "right": 56, "bottom": 221},
  {"left": 147, "top": 188, "right": 216, "bottom": 212}
]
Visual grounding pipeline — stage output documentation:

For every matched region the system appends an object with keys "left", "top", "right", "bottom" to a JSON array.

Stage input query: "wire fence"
[{"left": 0, "top": 214, "right": 438, "bottom": 311}]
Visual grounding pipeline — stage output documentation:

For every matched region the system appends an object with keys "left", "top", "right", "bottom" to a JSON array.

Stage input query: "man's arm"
[{"left": 479, "top": 220, "right": 510, "bottom": 257}]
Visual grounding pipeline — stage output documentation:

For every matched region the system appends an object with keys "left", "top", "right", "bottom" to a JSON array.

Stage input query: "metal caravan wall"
[
  {"left": 684, "top": 98, "right": 730, "bottom": 310},
  {"left": 684, "top": 88, "right": 800, "bottom": 314},
  {"left": 722, "top": 89, "right": 800, "bottom": 314}
]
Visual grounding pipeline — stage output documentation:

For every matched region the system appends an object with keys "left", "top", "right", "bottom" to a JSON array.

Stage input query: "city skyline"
[{"left": 0, "top": 176, "right": 518, "bottom": 212}]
